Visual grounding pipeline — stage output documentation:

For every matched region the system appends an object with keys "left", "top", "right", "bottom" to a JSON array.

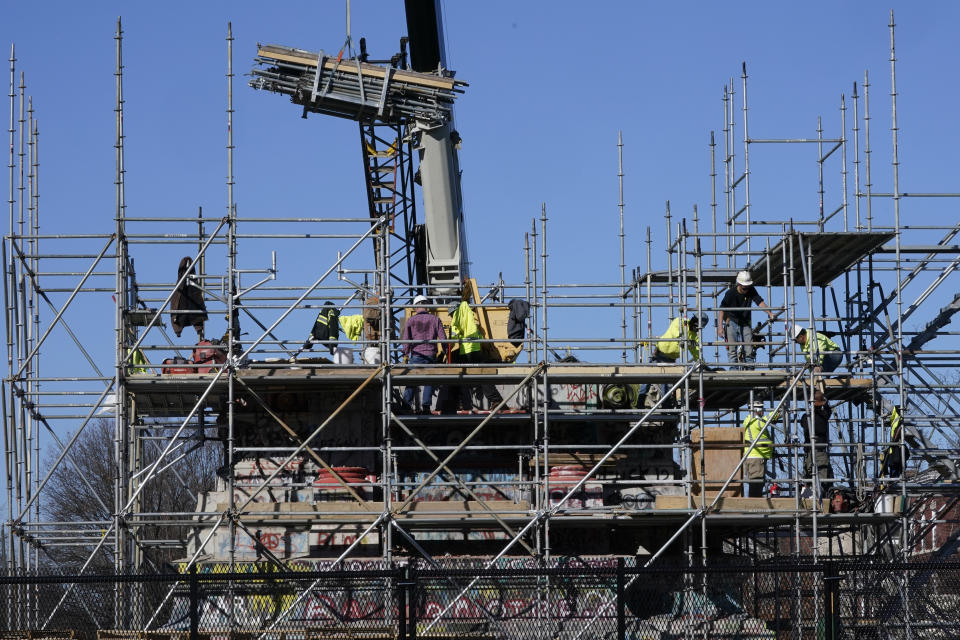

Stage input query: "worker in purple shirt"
[{"left": 401, "top": 295, "right": 448, "bottom": 414}]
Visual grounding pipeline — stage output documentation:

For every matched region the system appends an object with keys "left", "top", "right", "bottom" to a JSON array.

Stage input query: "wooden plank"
[
  {"left": 257, "top": 46, "right": 458, "bottom": 90},
  {"left": 823, "top": 377, "right": 871, "bottom": 387},
  {"left": 656, "top": 495, "right": 827, "bottom": 512},
  {"left": 466, "top": 279, "right": 494, "bottom": 359},
  {"left": 520, "top": 365, "right": 687, "bottom": 376},
  {"left": 392, "top": 366, "right": 498, "bottom": 376},
  {"left": 400, "top": 500, "right": 529, "bottom": 515},
  {"left": 465, "top": 277, "right": 482, "bottom": 305},
  {"left": 528, "top": 453, "right": 626, "bottom": 468},
  {"left": 216, "top": 500, "right": 531, "bottom": 522}
]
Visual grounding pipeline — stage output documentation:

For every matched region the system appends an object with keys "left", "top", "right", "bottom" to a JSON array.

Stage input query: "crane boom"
[
  {"left": 404, "top": 0, "right": 469, "bottom": 295},
  {"left": 250, "top": 0, "right": 470, "bottom": 297}
]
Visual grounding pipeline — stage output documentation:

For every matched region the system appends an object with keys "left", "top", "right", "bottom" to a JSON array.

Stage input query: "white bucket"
[
  {"left": 874, "top": 494, "right": 896, "bottom": 513},
  {"left": 333, "top": 347, "right": 354, "bottom": 364}
]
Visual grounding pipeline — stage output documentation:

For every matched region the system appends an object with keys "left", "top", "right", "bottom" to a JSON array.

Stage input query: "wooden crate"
[{"left": 690, "top": 427, "right": 744, "bottom": 499}]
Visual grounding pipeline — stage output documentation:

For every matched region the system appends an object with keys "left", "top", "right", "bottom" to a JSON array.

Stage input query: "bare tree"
[{"left": 42, "top": 418, "right": 217, "bottom": 571}]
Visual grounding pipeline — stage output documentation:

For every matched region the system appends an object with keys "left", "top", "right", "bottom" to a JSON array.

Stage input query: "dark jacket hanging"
[
  {"left": 508, "top": 299, "right": 530, "bottom": 347},
  {"left": 171, "top": 257, "right": 208, "bottom": 337},
  {"left": 310, "top": 302, "right": 340, "bottom": 353}
]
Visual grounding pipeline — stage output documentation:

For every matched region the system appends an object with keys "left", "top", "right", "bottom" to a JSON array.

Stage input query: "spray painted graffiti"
[
  {"left": 163, "top": 558, "right": 771, "bottom": 637},
  {"left": 167, "top": 558, "right": 628, "bottom": 630}
]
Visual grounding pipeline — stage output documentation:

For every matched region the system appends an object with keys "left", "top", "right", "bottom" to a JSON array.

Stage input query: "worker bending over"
[
  {"left": 742, "top": 401, "right": 780, "bottom": 498},
  {"left": 640, "top": 313, "right": 707, "bottom": 408},
  {"left": 653, "top": 313, "right": 707, "bottom": 364},
  {"left": 792, "top": 325, "right": 842, "bottom": 373}
]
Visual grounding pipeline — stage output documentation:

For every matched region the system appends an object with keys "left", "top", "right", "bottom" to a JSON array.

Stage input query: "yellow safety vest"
[
  {"left": 889, "top": 406, "right": 901, "bottom": 439},
  {"left": 743, "top": 411, "right": 778, "bottom": 459},
  {"left": 656, "top": 317, "right": 700, "bottom": 361},
  {"left": 881, "top": 405, "right": 907, "bottom": 472},
  {"left": 800, "top": 329, "right": 839, "bottom": 364},
  {"left": 339, "top": 314, "right": 364, "bottom": 342},
  {"left": 451, "top": 301, "right": 482, "bottom": 355},
  {"left": 128, "top": 349, "right": 150, "bottom": 375}
]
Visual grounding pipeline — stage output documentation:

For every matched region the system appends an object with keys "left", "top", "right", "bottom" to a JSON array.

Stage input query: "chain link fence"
[{"left": 0, "top": 560, "right": 958, "bottom": 639}]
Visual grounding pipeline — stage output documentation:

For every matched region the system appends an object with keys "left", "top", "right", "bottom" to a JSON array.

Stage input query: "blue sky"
[{"left": 2, "top": 1, "right": 959, "bottom": 373}]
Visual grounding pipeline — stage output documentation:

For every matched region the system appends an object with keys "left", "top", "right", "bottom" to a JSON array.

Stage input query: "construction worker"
[
  {"left": 640, "top": 313, "right": 707, "bottom": 407},
  {"left": 879, "top": 405, "right": 907, "bottom": 478},
  {"left": 799, "top": 390, "right": 833, "bottom": 494},
  {"left": 653, "top": 313, "right": 708, "bottom": 364},
  {"left": 448, "top": 300, "right": 503, "bottom": 413},
  {"left": 717, "top": 271, "right": 774, "bottom": 368},
  {"left": 305, "top": 301, "right": 339, "bottom": 354},
  {"left": 742, "top": 400, "right": 779, "bottom": 498},
  {"left": 449, "top": 300, "right": 482, "bottom": 361},
  {"left": 400, "top": 295, "right": 447, "bottom": 414},
  {"left": 792, "top": 325, "right": 842, "bottom": 373}
]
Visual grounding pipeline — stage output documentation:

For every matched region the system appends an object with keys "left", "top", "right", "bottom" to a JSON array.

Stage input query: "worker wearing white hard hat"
[
  {"left": 742, "top": 399, "right": 781, "bottom": 498},
  {"left": 718, "top": 270, "right": 774, "bottom": 369},
  {"left": 400, "top": 295, "right": 447, "bottom": 413}
]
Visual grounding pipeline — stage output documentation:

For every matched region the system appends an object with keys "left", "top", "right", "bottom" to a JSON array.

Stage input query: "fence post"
[
  {"left": 823, "top": 562, "right": 839, "bottom": 640},
  {"left": 409, "top": 566, "right": 417, "bottom": 640},
  {"left": 189, "top": 564, "right": 199, "bottom": 640},
  {"left": 616, "top": 558, "right": 625, "bottom": 640},
  {"left": 397, "top": 566, "right": 408, "bottom": 640}
]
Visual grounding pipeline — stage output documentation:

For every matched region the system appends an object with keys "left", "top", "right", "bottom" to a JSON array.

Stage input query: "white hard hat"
[
  {"left": 413, "top": 295, "right": 428, "bottom": 306},
  {"left": 751, "top": 401, "right": 765, "bottom": 412},
  {"left": 792, "top": 324, "right": 806, "bottom": 339},
  {"left": 736, "top": 270, "right": 753, "bottom": 287}
]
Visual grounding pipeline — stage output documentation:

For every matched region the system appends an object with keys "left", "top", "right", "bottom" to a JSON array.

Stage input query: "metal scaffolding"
[{"left": 3, "top": 11, "right": 960, "bottom": 637}]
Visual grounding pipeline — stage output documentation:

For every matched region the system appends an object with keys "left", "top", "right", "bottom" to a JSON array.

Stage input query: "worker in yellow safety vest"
[
  {"left": 449, "top": 301, "right": 482, "bottom": 358},
  {"left": 653, "top": 314, "right": 708, "bottom": 364},
  {"left": 879, "top": 405, "right": 908, "bottom": 478},
  {"left": 446, "top": 301, "right": 503, "bottom": 413},
  {"left": 792, "top": 325, "right": 842, "bottom": 373},
  {"left": 640, "top": 313, "right": 707, "bottom": 408},
  {"left": 742, "top": 401, "right": 780, "bottom": 498}
]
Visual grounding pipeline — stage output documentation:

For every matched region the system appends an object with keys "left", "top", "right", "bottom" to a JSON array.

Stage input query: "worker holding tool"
[
  {"left": 742, "top": 400, "right": 780, "bottom": 498},
  {"left": 718, "top": 271, "right": 774, "bottom": 368},
  {"left": 400, "top": 295, "right": 447, "bottom": 414},
  {"left": 792, "top": 325, "right": 842, "bottom": 373}
]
